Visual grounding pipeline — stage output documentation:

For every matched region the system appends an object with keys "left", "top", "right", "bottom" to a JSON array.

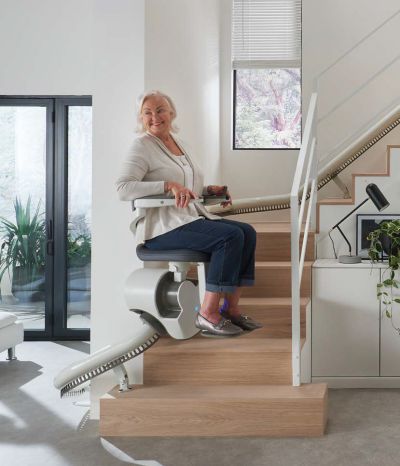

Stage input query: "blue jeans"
[{"left": 144, "top": 218, "right": 256, "bottom": 293}]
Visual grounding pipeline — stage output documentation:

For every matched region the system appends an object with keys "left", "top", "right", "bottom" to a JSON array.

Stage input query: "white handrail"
[{"left": 290, "top": 93, "right": 318, "bottom": 386}]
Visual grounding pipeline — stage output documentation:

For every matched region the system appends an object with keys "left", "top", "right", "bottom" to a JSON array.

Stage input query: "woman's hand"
[
  {"left": 165, "top": 181, "right": 198, "bottom": 208},
  {"left": 207, "top": 185, "right": 233, "bottom": 208}
]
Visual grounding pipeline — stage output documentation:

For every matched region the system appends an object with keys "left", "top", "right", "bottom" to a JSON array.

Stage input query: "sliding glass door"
[{"left": 0, "top": 96, "right": 91, "bottom": 340}]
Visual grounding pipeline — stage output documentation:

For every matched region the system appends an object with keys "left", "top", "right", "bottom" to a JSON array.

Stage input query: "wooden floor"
[{"left": 100, "top": 221, "right": 328, "bottom": 437}]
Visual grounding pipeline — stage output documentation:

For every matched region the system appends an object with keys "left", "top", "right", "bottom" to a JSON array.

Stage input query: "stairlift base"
[{"left": 113, "top": 365, "right": 132, "bottom": 392}]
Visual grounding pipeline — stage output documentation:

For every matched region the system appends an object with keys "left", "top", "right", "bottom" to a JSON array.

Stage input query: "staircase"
[{"left": 99, "top": 221, "right": 328, "bottom": 437}]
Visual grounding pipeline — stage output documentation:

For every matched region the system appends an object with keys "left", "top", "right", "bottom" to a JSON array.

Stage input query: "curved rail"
[
  {"left": 54, "top": 321, "right": 159, "bottom": 397},
  {"left": 208, "top": 109, "right": 400, "bottom": 217}
]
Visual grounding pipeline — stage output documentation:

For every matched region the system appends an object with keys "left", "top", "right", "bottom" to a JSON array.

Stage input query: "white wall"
[
  {"left": 303, "top": 0, "right": 400, "bottom": 185},
  {"left": 144, "top": 0, "right": 221, "bottom": 186},
  {"left": 90, "top": 0, "right": 145, "bottom": 419},
  {"left": 0, "top": 0, "right": 93, "bottom": 94}
]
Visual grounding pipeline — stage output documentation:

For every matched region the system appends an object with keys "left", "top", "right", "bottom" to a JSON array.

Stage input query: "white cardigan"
[{"left": 116, "top": 132, "right": 220, "bottom": 244}]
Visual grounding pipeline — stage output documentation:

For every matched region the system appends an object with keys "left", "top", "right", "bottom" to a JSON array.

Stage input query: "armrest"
[
  {"left": 130, "top": 194, "right": 228, "bottom": 235},
  {"left": 132, "top": 195, "right": 204, "bottom": 210},
  {"left": 132, "top": 194, "right": 228, "bottom": 210}
]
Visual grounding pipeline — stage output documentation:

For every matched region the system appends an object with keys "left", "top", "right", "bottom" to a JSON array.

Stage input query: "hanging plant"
[{"left": 368, "top": 220, "right": 400, "bottom": 334}]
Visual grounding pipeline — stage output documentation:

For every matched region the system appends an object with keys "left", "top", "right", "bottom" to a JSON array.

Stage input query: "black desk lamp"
[{"left": 329, "top": 183, "right": 390, "bottom": 264}]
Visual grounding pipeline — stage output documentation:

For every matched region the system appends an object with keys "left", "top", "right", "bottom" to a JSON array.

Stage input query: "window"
[{"left": 232, "top": 0, "right": 301, "bottom": 149}]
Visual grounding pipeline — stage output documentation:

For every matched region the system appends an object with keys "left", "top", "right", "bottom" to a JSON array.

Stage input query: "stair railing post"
[
  {"left": 290, "top": 93, "right": 318, "bottom": 387},
  {"left": 290, "top": 194, "right": 301, "bottom": 387}
]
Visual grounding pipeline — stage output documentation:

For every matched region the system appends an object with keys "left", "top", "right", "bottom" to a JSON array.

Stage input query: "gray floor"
[{"left": 1, "top": 342, "right": 400, "bottom": 466}]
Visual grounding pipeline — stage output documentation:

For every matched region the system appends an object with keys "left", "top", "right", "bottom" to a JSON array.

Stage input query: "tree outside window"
[{"left": 234, "top": 68, "right": 301, "bottom": 149}]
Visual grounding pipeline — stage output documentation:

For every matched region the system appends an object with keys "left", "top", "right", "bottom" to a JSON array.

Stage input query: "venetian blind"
[{"left": 232, "top": 0, "right": 301, "bottom": 69}]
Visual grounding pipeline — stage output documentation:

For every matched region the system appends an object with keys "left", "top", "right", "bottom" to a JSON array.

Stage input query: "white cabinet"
[
  {"left": 381, "top": 308, "right": 400, "bottom": 376},
  {"left": 312, "top": 260, "right": 400, "bottom": 387}
]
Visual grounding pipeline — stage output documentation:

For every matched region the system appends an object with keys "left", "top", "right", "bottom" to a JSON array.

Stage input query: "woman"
[{"left": 116, "top": 90, "right": 262, "bottom": 337}]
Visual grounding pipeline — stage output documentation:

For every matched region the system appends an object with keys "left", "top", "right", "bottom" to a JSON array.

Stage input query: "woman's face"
[{"left": 141, "top": 95, "right": 173, "bottom": 138}]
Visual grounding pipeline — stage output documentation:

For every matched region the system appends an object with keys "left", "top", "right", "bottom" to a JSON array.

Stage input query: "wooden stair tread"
[
  {"left": 151, "top": 337, "right": 305, "bottom": 353},
  {"left": 239, "top": 297, "right": 310, "bottom": 307},
  {"left": 255, "top": 261, "right": 314, "bottom": 268},
  {"left": 101, "top": 383, "right": 328, "bottom": 437},
  {"left": 251, "top": 222, "right": 314, "bottom": 234},
  {"left": 107, "top": 382, "right": 327, "bottom": 400}
]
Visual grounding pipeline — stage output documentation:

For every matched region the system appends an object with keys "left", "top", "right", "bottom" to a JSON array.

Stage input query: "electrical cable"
[{"left": 328, "top": 230, "right": 338, "bottom": 259}]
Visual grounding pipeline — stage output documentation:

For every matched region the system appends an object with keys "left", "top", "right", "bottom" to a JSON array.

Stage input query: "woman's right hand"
[{"left": 165, "top": 181, "right": 198, "bottom": 208}]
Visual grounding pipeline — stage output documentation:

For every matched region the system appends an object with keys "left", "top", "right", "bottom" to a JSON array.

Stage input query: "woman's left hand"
[
  {"left": 221, "top": 189, "right": 232, "bottom": 208},
  {"left": 207, "top": 185, "right": 233, "bottom": 208}
]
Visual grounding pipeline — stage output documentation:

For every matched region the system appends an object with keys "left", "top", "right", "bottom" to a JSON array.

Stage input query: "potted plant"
[
  {"left": 0, "top": 197, "right": 46, "bottom": 302},
  {"left": 367, "top": 219, "right": 400, "bottom": 334}
]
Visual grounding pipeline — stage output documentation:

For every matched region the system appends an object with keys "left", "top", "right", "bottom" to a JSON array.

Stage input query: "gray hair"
[{"left": 136, "top": 90, "right": 179, "bottom": 133}]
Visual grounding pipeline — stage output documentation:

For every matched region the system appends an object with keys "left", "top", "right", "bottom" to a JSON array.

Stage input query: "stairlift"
[
  {"left": 54, "top": 126, "right": 375, "bottom": 397},
  {"left": 54, "top": 195, "right": 223, "bottom": 397},
  {"left": 53, "top": 108, "right": 394, "bottom": 393}
]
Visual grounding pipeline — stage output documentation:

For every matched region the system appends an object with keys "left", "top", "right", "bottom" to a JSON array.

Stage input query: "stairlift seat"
[{"left": 136, "top": 244, "right": 210, "bottom": 263}]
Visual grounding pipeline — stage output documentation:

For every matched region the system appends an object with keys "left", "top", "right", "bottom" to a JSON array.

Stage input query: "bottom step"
[{"left": 100, "top": 383, "right": 328, "bottom": 437}]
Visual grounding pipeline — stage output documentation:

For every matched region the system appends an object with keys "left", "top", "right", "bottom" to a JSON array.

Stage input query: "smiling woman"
[{"left": 115, "top": 90, "right": 262, "bottom": 337}]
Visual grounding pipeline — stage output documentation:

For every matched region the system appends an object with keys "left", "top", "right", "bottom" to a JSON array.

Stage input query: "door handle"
[
  {"left": 47, "top": 219, "right": 53, "bottom": 240},
  {"left": 47, "top": 220, "right": 54, "bottom": 255},
  {"left": 47, "top": 241, "right": 54, "bottom": 256}
]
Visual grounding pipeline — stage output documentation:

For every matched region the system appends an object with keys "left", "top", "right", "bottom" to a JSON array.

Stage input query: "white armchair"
[{"left": 0, "top": 312, "right": 24, "bottom": 360}]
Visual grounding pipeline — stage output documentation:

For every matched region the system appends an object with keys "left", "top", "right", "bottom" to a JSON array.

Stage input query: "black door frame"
[{"left": 0, "top": 96, "right": 91, "bottom": 341}]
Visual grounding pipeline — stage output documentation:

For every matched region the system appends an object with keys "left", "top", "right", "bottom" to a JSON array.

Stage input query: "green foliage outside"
[
  {"left": 67, "top": 233, "right": 91, "bottom": 268},
  {"left": 0, "top": 197, "right": 91, "bottom": 296}
]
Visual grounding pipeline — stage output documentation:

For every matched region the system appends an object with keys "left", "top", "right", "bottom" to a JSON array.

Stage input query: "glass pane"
[
  {"left": 235, "top": 68, "right": 301, "bottom": 149},
  {"left": 0, "top": 106, "right": 47, "bottom": 330},
  {"left": 67, "top": 106, "right": 92, "bottom": 329}
]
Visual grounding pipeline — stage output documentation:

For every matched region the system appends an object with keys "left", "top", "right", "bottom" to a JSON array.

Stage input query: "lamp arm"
[
  {"left": 336, "top": 225, "right": 352, "bottom": 255},
  {"left": 330, "top": 197, "right": 369, "bottom": 230}
]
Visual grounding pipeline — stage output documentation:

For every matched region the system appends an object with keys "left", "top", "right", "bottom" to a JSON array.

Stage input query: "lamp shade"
[{"left": 366, "top": 183, "right": 389, "bottom": 211}]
